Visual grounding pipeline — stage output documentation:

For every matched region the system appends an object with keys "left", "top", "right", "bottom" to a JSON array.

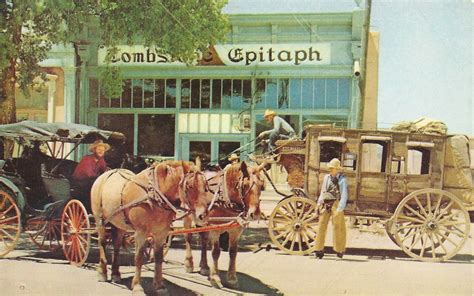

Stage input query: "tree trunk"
[{"left": 0, "top": 64, "right": 17, "bottom": 125}]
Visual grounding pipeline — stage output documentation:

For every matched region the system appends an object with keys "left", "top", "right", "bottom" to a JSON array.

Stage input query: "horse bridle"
[{"left": 179, "top": 170, "right": 210, "bottom": 211}]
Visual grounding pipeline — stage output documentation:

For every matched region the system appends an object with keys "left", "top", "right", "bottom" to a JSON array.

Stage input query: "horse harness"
[
  {"left": 102, "top": 167, "right": 205, "bottom": 226},
  {"left": 207, "top": 169, "right": 259, "bottom": 215}
]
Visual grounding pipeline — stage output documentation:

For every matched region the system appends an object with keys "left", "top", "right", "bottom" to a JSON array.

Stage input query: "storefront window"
[
  {"left": 143, "top": 79, "right": 154, "bottom": 108},
  {"left": 222, "top": 79, "right": 232, "bottom": 108},
  {"left": 201, "top": 79, "right": 211, "bottom": 108},
  {"left": 266, "top": 78, "right": 278, "bottom": 109},
  {"left": 138, "top": 114, "right": 175, "bottom": 156},
  {"left": 338, "top": 79, "right": 350, "bottom": 108},
  {"left": 278, "top": 79, "right": 289, "bottom": 108},
  {"left": 255, "top": 79, "right": 266, "bottom": 108},
  {"left": 132, "top": 79, "right": 143, "bottom": 108},
  {"left": 154, "top": 79, "right": 165, "bottom": 108},
  {"left": 181, "top": 79, "right": 191, "bottom": 108},
  {"left": 289, "top": 78, "right": 302, "bottom": 108},
  {"left": 165, "top": 79, "right": 177, "bottom": 107},
  {"left": 98, "top": 114, "right": 134, "bottom": 154},
  {"left": 92, "top": 78, "right": 176, "bottom": 109},
  {"left": 314, "top": 79, "right": 326, "bottom": 108},
  {"left": 231, "top": 79, "right": 243, "bottom": 109},
  {"left": 212, "top": 79, "right": 222, "bottom": 108},
  {"left": 122, "top": 79, "right": 132, "bottom": 108},
  {"left": 326, "top": 79, "right": 338, "bottom": 108},
  {"left": 301, "top": 78, "right": 313, "bottom": 108}
]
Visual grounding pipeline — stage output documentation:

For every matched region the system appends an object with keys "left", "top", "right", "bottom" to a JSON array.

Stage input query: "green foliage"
[
  {"left": 0, "top": 0, "right": 228, "bottom": 104},
  {"left": 99, "top": 66, "right": 123, "bottom": 99}
]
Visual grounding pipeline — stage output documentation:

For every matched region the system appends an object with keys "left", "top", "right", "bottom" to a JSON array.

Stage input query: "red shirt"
[{"left": 72, "top": 154, "right": 108, "bottom": 181}]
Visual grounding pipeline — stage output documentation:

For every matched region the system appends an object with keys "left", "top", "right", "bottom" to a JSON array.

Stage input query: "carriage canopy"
[{"left": 0, "top": 121, "right": 126, "bottom": 144}]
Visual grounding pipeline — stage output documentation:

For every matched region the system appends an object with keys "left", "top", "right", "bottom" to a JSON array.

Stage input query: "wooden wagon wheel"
[
  {"left": 0, "top": 190, "right": 21, "bottom": 257},
  {"left": 391, "top": 189, "right": 470, "bottom": 262},
  {"left": 268, "top": 196, "right": 319, "bottom": 255},
  {"left": 26, "top": 217, "right": 62, "bottom": 251},
  {"left": 61, "top": 200, "right": 91, "bottom": 266}
]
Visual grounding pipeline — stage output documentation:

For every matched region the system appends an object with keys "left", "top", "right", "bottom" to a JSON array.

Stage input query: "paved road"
[{"left": 1, "top": 190, "right": 473, "bottom": 295}]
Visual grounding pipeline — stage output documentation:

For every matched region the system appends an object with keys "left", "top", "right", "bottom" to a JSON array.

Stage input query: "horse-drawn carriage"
[
  {"left": 267, "top": 125, "right": 472, "bottom": 262},
  {"left": 0, "top": 120, "right": 126, "bottom": 264}
]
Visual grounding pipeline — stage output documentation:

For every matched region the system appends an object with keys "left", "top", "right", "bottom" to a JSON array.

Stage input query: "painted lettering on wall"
[{"left": 98, "top": 43, "right": 331, "bottom": 66}]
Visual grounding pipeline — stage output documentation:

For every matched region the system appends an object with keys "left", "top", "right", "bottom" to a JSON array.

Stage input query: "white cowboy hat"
[
  {"left": 228, "top": 153, "right": 239, "bottom": 162},
  {"left": 327, "top": 158, "right": 342, "bottom": 170},
  {"left": 263, "top": 109, "right": 276, "bottom": 118},
  {"left": 89, "top": 140, "right": 110, "bottom": 152}
]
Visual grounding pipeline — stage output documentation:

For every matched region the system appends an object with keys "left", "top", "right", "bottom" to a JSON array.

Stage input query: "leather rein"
[{"left": 103, "top": 167, "right": 208, "bottom": 225}]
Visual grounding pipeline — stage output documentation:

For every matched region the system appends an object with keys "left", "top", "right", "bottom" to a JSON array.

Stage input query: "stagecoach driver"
[
  {"left": 72, "top": 140, "right": 110, "bottom": 209},
  {"left": 257, "top": 109, "right": 296, "bottom": 153},
  {"left": 314, "top": 158, "right": 348, "bottom": 259}
]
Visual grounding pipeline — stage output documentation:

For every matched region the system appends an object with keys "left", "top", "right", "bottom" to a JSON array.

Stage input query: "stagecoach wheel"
[
  {"left": 392, "top": 189, "right": 470, "bottom": 262},
  {"left": 0, "top": 190, "right": 21, "bottom": 257},
  {"left": 61, "top": 200, "right": 91, "bottom": 266},
  {"left": 268, "top": 196, "right": 319, "bottom": 255},
  {"left": 26, "top": 217, "right": 62, "bottom": 251}
]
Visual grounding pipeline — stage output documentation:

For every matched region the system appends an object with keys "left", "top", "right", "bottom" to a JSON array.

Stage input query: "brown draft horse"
[
  {"left": 90, "top": 160, "right": 209, "bottom": 295},
  {"left": 183, "top": 161, "right": 266, "bottom": 289}
]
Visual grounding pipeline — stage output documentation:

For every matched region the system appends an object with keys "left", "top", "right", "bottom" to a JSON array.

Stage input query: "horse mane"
[{"left": 158, "top": 160, "right": 195, "bottom": 174}]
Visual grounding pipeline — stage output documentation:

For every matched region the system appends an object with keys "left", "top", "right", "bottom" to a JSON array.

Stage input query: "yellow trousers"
[{"left": 315, "top": 201, "right": 346, "bottom": 253}]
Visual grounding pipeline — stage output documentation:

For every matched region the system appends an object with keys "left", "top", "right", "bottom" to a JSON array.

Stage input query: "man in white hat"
[
  {"left": 72, "top": 140, "right": 110, "bottom": 209},
  {"left": 257, "top": 109, "right": 296, "bottom": 153},
  {"left": 224, "top": 153, "right": 239, "bottom": 170},
  {"left": 314, "top": 158, "right": 348, "bottom": 259}
]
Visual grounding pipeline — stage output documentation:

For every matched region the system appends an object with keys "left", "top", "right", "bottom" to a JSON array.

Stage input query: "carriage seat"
[{"left": 41, "top": 163, "right": 71, "bottom": 202}]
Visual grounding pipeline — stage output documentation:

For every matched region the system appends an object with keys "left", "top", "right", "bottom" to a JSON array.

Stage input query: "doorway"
[{"left": 181, "top": 135, "right": 248, "bottom": 168}]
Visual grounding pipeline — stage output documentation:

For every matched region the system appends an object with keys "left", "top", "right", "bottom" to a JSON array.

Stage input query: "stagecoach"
[
  {"left": 0, "top": 121, "right": 125, "bottom": 264},
  {"left": 267, "top": 125, "right": 472, "bottom": 262}
]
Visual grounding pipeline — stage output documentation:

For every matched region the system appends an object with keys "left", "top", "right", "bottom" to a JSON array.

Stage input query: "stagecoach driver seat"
[{"left": 71, "top": 140, "right": 110, "bottom": 211}]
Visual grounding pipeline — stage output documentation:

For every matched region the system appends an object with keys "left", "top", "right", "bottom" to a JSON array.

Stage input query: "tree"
[{"left": 0, "top": 0, "right": 228, "bottom": 124}]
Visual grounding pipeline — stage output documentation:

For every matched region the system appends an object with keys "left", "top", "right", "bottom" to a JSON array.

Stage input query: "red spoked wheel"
[
  {"left": 61, "top": 200, "right": 91, "bottom": 266},
  {"left": 0, "top": 190, "right": 21, "bottom": 257},
  {"left": 26, "top": 217, "right": 62, "bottom": 251}
]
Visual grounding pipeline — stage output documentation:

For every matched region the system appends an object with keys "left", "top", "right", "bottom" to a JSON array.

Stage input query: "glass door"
[
  {"left": 189, "top": 141, "right": 212, "bottom": 166},
  {"left": 181, "top": 135, "right": 247, "bottom": 168}
]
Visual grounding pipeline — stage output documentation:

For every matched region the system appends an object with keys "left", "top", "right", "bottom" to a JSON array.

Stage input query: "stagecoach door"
[
  {"left": 181, "top": 135, "right": 247, "bottom": 168},
  {"left": 357, "top": 136, "right": 392, "bottom": 211}
]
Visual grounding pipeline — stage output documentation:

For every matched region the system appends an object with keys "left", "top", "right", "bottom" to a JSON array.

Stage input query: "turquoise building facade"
[{"left": 79, "top": 9, "right": 369, "bottom": 166}]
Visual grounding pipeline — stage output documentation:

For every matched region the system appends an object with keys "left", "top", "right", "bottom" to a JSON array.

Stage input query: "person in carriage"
[{"left": 72, "top": 140, "right": 110, "bottom": 210}]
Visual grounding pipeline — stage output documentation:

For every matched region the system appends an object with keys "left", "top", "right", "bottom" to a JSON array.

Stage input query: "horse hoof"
[
  {"left": 210, "top": 276, "right": 223, "bottom": 289},
  {"left": 199, "top": 267, "right": 210, "bottom": 276},
  {"left": 132, "top": 285, "right": 145, "bottom": 296},
  {"left": 111, "top": 274, "right": 121, "bottom": 283},
  {"left": 97, "top": 273, "right": 107, "bottom": 282},
  {"left": 185, "top": 265, "right": 194, "bottom": 273},
  {"left": 227, "top": 278, "right": 239, "bottom": 289}
]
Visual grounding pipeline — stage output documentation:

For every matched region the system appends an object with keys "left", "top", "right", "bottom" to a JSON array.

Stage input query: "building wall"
[
  {"left": 77, "top": 10, "right": 372, "bottom": 165},
  {"left": 362, "top": 31, "right": 380, "bottom": 130}
]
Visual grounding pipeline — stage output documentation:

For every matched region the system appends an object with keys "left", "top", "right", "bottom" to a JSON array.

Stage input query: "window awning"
[
  {"left": 318, "top": 136, "right": 347, "bottom": 143},
  {"left": 406, "top": 141, "right": 435, "bottom": 148},
  {"left": 361, "top": 135, "right": 391, "bottom": 142}
]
